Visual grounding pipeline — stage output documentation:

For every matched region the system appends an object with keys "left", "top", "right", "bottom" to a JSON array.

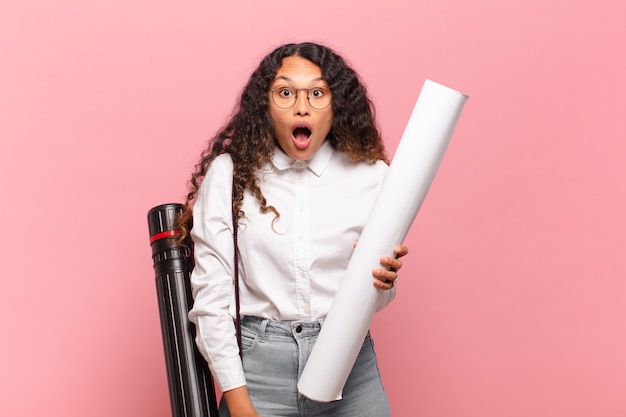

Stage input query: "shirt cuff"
[{"left": 211, "top": 355, "right": 247, "bottom": 392}]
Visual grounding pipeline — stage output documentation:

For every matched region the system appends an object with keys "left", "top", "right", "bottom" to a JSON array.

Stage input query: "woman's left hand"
[{"left": 372, "top": 244, "right": 409, "bottom": 290}]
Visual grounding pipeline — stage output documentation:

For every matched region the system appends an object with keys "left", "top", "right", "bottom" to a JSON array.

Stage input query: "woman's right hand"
[{"left": 223, "top": 386, "right": 262, "bottom": 417}]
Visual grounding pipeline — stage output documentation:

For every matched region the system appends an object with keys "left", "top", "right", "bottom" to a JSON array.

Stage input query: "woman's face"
[{"left": 269, "top": 56, "right": 333, "bottom": 160}]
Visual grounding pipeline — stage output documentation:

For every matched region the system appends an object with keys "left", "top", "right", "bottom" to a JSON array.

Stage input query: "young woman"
[{"left": 179, "top": 42, "right": 408, "bottom": 417}]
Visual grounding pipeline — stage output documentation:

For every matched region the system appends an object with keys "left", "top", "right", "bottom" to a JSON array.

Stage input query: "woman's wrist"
[{"left": 223, "top": 386, "right": 259, "bottom": 417}]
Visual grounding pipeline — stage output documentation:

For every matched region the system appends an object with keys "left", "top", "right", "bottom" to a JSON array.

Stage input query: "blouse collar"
[{"left": 271, "top": 140, "right": 333, "bottom": 177}]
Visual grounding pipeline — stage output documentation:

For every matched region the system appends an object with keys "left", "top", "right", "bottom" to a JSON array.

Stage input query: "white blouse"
[{"left": 188, "top": 141, "right": 395, "bottom": 391}]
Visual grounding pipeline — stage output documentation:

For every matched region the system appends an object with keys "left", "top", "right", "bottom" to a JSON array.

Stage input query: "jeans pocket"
[{"left": 240, "top": 323, "right": 260, "bottom": 353}]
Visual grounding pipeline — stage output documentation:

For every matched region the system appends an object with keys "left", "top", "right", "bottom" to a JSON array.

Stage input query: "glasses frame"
[{"left": 269, "top": 86, "right": 332, "bottom": 110}]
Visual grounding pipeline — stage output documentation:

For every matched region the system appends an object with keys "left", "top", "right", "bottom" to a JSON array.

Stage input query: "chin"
[{"left": 289, "top": 150, "right": 314, "bottom": 160}]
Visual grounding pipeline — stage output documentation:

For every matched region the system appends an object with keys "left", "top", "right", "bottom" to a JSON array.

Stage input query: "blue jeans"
[{"left": 219, "top": 316, "right": 390, "bottom": 417}]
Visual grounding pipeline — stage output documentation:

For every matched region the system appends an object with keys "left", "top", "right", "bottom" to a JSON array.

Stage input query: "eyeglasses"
[{"left": 269, "top": 86, "right": 332, "bottom": 110}]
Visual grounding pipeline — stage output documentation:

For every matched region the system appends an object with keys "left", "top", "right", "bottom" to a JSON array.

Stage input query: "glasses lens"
[
  {"left": 272, "top": 87, "right": 296, "bottom": 109},
  {"left": 308, "top": 87, "right": 331, "bottom": 110}
]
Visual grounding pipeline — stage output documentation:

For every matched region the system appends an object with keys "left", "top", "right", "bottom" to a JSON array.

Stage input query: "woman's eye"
[
  {"left": 278, "top": 88, "right": 293, "bottom": 98},
  {"left": 311, "top": 89, "right": 325, "bottom": 98}
]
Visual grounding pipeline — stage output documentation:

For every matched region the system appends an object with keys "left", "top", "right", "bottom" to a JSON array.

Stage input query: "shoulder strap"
[{"left": 232, "top": 181, "right": 242, "bottom": 358}]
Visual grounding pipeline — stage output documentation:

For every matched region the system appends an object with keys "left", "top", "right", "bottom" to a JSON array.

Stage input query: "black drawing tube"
[{"left": 147, "top": 203, "right": 219, "bottom": 417}]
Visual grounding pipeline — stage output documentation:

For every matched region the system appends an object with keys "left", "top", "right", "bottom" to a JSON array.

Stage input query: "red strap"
[
  {"left": 233, "top": 181, "right": 242, "bottom": 358},
  {"left": 149, "top": 229, "right": 180, "bottom": 243}
]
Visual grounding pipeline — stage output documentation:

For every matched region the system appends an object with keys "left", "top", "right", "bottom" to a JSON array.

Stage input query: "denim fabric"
[{"left": 219, "top": 316, "right": 390, "bottom": 417}]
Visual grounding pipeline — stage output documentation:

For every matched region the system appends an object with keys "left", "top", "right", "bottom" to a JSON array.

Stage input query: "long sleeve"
[
  {"left": 187, "top": 154, "right": 246, "bottom": 392},
  {"left": 375, "top": 283, "right": 396, "bottom": 312}
]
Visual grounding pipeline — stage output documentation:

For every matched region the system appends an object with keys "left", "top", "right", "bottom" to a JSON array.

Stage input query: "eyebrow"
[{"left": 274, "top": 75, "right": 326, "bottom": 84}]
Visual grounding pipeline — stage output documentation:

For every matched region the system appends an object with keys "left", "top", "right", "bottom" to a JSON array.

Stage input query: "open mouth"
[
  {"left": 293, "top": 126, "right": 311, "bottom": 141},
  {"left": 292, "top": 126, "right": 312, "bottom": 150}
]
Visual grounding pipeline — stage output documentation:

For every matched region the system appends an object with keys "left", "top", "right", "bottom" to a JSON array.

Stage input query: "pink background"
[{"left": 1, "top": 0, "right": 625, "bottom": 416}]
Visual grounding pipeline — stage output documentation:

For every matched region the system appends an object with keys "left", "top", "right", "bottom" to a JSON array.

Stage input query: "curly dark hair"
[{"left": 177, "top": 42, "right": 388, "bottom": 241}]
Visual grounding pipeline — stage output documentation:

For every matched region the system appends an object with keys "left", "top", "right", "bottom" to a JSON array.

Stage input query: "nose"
[{"left": 294, "top": 89, "right": 310, "bottom": 116}]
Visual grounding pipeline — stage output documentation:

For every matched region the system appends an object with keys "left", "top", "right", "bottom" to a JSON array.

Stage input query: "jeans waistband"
[{"left": 240, "top": 316, "right": 325, "bottom": 340}]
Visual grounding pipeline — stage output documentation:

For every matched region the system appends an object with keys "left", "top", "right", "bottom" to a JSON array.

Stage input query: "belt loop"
[{"left": 259, "top": 319, "right": 269, "bottom": 343}]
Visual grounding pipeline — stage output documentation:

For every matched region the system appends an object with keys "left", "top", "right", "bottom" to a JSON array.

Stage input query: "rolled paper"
[{"left": 297, "top": 79, "right": 469, "bottom": 402}]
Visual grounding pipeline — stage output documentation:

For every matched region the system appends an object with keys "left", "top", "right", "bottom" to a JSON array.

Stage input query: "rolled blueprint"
[
  {"left": 148, "top": 204, "right": 219, "bottom": 417},
  {"left": 297, "top": 79, "right": 469, "bottom": 402}
]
